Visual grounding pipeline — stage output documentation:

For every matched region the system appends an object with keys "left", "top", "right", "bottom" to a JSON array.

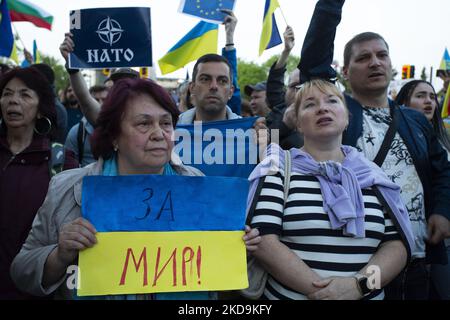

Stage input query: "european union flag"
[{"left": 179, "top": 0, "right": 235, "bottom": 23}]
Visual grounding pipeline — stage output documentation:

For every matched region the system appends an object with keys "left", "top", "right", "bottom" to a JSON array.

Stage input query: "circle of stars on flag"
[{"left": 196, "top": 0, "right": 223, "bottom": 16}]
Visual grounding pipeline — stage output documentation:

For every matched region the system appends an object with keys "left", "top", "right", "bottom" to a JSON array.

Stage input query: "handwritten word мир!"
[{"left": 119, "top": 245, "right": 202, "bottom": 287}]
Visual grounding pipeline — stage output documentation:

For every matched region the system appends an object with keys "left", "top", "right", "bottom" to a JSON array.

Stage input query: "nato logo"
[{"left": 96, "top": 17, "right": 124, "bottom": 46}]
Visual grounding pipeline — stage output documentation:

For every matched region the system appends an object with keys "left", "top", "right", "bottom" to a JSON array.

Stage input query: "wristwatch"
[{"left": 353, "top": 274, "right": 373, "bottom": 297}]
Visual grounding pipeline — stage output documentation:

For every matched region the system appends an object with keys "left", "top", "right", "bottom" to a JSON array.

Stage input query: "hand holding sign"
[{"left": 57, "top": 217, "right": 97, "bottom": 265}]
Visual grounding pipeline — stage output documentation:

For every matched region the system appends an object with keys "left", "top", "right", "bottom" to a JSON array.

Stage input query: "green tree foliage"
[
  {"left": 42, "top": 55, "right": 69, "bottom": 94},
  {"left": 237, "top": 54, "right": 300, "bottom": 98},
  {"left": 237, "top": 58, "right": 267, "bottom": 95}
]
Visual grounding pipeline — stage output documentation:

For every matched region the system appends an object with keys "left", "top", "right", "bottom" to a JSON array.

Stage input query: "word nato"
[{"left": 70, "top": 10, "right": 135, "bottom": 64}]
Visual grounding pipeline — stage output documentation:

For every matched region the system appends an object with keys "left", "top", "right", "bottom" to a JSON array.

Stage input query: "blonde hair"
[{"left": 294, "top": 79, "right": 347, "bottom": 119}]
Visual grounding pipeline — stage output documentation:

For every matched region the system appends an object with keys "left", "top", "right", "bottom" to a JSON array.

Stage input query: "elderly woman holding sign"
[
  {"left": 246, "top": 80, "right": 414, "bottom": 300},
  {"left": 11, "top": 78, "right": 260, "bottom": 299}
]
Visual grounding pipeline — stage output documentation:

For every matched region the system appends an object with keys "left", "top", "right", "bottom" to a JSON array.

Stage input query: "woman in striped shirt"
[{"left": 248, "top": 80, "right": 414, "bottom": 300}]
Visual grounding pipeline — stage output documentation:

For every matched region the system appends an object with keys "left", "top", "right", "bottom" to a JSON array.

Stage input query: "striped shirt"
[{"left": 251, "top": 172, "right": 401, "bottom": 300}]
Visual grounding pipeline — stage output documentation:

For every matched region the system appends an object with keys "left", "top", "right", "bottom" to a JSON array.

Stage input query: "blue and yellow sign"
[{"left": 78, "top": 175, "right": 249, "bottom": 296}]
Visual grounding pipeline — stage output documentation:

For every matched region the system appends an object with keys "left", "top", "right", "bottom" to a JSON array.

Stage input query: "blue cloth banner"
[
  {"left": 82, "top": 175, "right": 248, "bottom": 232},
  {"left": 68, "top": 7, "right": 152, "bottom": 69},
  {"left": 179, "top": 0, "right": 235, "bottom": 24},
  {"left": 175, "top": 117, "right": 259, "bottom": 178},
  {"left": 0, "top": 0, "right": 14, "bottom": 58}
]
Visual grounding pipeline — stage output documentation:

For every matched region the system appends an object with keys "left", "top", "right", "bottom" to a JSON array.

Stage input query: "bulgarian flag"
[{"left": 6, "top": 0, "right": 53, "bottom": 30}]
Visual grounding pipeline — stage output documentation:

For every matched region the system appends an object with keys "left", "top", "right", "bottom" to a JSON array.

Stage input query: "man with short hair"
[
  {"left": 245, "top": 81, "right": 270, "bottom": 117},
  {"left": 89, "top": 84, "right": 109, "bottom": 105},
  {"left": 298, "top": 0, "right": 450, "bottom": 300},
  {"left": 178, "top": 54, "right": 238, "bottom": 124},
  {"left": 63, "top": 84, "right": 109, "bottom": 169}
]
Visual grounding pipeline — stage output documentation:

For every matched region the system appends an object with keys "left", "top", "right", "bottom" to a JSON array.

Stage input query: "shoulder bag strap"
[
  {"left": 283, "top": 150, "right": 291, "bottom": 203},
  {"left": 373, "top": 104, "right": 398, "bottom": 167}
]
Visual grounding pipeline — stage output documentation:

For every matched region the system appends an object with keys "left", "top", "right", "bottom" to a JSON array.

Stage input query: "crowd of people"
[{"left": 1, "top": 0, "right": 450, "bottom": 300}]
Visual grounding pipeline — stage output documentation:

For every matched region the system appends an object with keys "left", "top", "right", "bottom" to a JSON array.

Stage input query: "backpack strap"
[{"left": 76, "top": 120, "right": 86, "bottom": 166}]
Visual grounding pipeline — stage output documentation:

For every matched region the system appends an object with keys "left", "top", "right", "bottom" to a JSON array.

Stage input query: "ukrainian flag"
[
  {"left": 439, "top": 48, "right": 450, "bottom": 71},
  {"left": 9, "top": 40, "right": 18, "bottom": 63},
  {"left": 259, "top": 0, "right": 282, "bottom": 56},
  {"left": 33, "top": 39, "right": 41, "bottom": 63},
  {"left": 442, "top": 84, "right": 450, "bottom": 119},
  {"left": 158, "top": 21, "right": 218, "bottom": 75}
]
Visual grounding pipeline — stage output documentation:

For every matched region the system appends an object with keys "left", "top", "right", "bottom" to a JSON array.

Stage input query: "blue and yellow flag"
[
  {"left": 33, "top": 39, "right": 41, "bottom": 63},
  {"left": 259, "top": 0, "right": 282, "bottom": 56},
  {"left": 442, "top": 84, "right": 450, "bottom": 119},
  {"left": 9, "top": 40, "right": 18, "bottom": 63},
  {"left": 0, "top": 0, "right": 14, "bottom": 58},
  {"left": 158, "top": 21, "right": 218, "bottom": 75},
  {"left": 439, "top": 48, "right": 450, "bottom": 71}
]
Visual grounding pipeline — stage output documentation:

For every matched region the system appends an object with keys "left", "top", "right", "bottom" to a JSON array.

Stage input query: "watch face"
[{"left": 359, "top": 277, "right": 371, "bottom": 295}]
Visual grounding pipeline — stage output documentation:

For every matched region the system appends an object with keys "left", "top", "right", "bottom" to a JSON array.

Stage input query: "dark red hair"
[{"left": 91, "top": 78, "right": 179, "bottom": 160}]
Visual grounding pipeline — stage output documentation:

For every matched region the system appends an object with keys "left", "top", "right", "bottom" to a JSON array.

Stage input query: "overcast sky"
[{"left": 12, "top": 0, "right": 450, "bottom": 89}]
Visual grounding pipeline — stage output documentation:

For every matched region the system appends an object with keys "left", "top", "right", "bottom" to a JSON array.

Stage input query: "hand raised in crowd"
[
  {"left": 427, "top": 214, "right": 450, "bottom": 245},
  {"left": 307, "top": 277, "right": 362, "bottom": 300},
  {"left": 283, "top": 26, "right": 295, "bottom": 53},
  {"left": 56, "top": 217, "right": 97, "bottom": 266},
  {"left": 221, "top": 9, "right": 237, "bottom": 39},
  {"left": 243, "top": 225, "right": 261, "bottom": 253},
  {"left": 23, "top": 48, "right": 33, "bottom": 64},
  {"left": 59, "top": 32, "right": 75, "bottom": 62},
  {"left": 221, "top": 9, "right": 237, "bottom": 50}
]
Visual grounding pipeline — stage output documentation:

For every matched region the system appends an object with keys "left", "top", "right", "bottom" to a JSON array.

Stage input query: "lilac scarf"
[{"left": 248, "top": 144, "right": 415, "bottom": 252}]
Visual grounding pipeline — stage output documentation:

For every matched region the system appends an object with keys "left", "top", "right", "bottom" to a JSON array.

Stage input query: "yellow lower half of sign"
[{"left": 77, "top": 231, "right": 248, "bottom": 296}]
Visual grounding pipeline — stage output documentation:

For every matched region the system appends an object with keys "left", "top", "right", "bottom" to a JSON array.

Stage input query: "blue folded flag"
[{"left": 175, "top": 117, "right": 259, "bottom": 178}]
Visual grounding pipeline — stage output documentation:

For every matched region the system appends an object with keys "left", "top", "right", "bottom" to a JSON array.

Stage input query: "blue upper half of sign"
[
  {"left": 174, "top": 117, "right": 258, "bottom": 178},
  {"left": 82, "top": 175, "right": 248, "bottom": 232},
  {"left": 180, "top": 0, "right": 235, "bottom": 23},
  {"left": 69, "top": 7, "right": 152, "bottom": 69}
]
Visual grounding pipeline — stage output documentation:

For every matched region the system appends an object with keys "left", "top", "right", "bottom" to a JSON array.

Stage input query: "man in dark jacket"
[{"left": 297, "top": 0, "right": 450, "bottom": 300}]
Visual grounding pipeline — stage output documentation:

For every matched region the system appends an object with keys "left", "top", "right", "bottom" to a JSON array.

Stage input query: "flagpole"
[
  {"left": 278, "top": 6, "right": 288, "bottom": 25},
  {"left": 11, "top": 23, "right": 27, "bottom": 50}
]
